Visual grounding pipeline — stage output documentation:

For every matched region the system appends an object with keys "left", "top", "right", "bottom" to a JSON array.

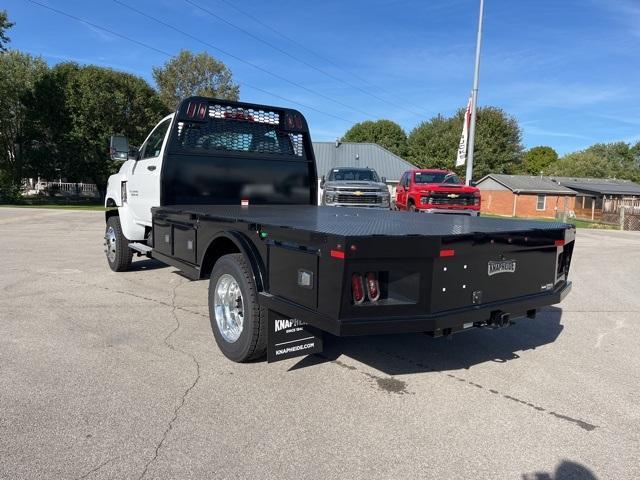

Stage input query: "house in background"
[
  {"left": 550, "top": 177, "right": 640, "bottom": 221},
  {"left": 312, "top": 141, "right": 416, "bottom": 204},
  {"left": 475, "top": 174, "right": 577, "bottom": 219}
]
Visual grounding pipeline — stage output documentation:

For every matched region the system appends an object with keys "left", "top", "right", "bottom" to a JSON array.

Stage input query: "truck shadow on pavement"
[{"left": 292, "top": 306, "right": 564, "bottom": 376}]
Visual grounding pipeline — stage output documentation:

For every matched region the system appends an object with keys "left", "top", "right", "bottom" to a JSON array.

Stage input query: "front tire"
[
  {"left": 105, "top": 215, "right": 132, "bottom": 272},
  {"left": 208, "top": 254, "right": 267, "bottom": 362}
]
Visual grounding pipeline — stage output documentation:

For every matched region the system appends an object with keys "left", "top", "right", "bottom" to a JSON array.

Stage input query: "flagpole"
[{"left": 465, "top": 0, "right": 485, "bottom": 185}]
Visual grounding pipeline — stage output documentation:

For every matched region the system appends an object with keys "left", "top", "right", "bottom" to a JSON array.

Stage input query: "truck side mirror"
[
  {"left": 381, "top": 176, "right": 387, "bottom": 184},
  {"left": 110, "top": 135, "right": 130, "bottom": 161},
  {"left": 320, "top": 175, "right": 325, "bottom": 188}
]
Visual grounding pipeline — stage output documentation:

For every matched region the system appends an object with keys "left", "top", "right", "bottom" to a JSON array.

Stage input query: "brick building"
[{"left": 476, "top": 174, "right": 576, "bottom": 219}]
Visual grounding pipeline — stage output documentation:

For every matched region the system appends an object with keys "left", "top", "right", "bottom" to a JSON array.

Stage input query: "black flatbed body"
[
  {"left": 154, "top": 204, "right": 570, "bottom": 237},
  {"left": 141, "top": 97, "right": 575, "bottom": 362},
  {"left": 152, "top": 203, "right": 574, "bottom": 339}
]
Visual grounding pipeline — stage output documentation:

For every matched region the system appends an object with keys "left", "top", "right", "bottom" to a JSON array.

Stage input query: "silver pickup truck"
[{"left": 320, "top": 167, "right": 390, "bottom": 208}]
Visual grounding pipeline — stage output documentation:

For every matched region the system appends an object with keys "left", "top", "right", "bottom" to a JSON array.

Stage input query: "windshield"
[
  {"left": 414, "top": 172, "right": 461, "bottom": 184},
  {"left": 328, "top": 169, "right": 379, "bottom": 182}
]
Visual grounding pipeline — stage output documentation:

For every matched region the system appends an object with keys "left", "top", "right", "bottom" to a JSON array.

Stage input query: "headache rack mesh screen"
[{"left": 176, "top": 104, "right": 304, "bottom": 157}]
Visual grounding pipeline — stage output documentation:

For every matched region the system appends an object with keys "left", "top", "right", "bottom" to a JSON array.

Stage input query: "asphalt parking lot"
[{"left": 1, "top": 207, "right": 639, "bottom": 480}]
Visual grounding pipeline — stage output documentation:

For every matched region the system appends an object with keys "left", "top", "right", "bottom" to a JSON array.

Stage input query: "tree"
[
  {"left": 0, "top": 51, "right": 48, "bottom": 184},
  {"left": 152, "top": 50, "right": 239, "bottom": 110},
  {"left": 341, "top": 120, "right": 408, "bottom": 157},
  {"left": 407, "top": 106, "right": 523, "bottom": 179},
  {"left": 521, "top": 146, "right": 558, "bottom": 175},
  {"left": 0, "top": 10, "right": 14, "bottom": 52},
  {"left": 549, "top": 142, "right": 640, "bottom": 182},
  {"left": 25, "top": 63, "right": 167, "bottom": 197}
]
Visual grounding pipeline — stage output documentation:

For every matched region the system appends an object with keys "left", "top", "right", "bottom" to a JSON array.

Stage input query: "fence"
[
  {"left": 602, "top": 196, "right": 640, "bottom": 215},
  {"left": 601, "top": 207, "right": 640, "bottom": 231},
  {"left": 22, "top": 180, "right": 99, "bottom": 198}
]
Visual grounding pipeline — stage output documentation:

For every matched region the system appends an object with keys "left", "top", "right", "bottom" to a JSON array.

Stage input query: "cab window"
[{"left": 140, "top": 119, "right": 171, "bottom": 159}]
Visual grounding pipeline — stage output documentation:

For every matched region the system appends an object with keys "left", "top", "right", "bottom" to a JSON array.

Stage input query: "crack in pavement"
[
  {"left": 137, "top": 279, "right": 202, "bottom": 480},
  {"left": 74, "top": 456, "right": 116, "bottom": 480},
  {"left": 40, "top": 272, "right": 207, "bottom": 477},
  {"left": 42, "top": 272, "right": 210, "bottom": 320},
  {"left": 371, "top": 344, "right": 598, "bottom": 432}
]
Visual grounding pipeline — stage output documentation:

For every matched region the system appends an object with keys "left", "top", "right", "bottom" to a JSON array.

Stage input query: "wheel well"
[
  {"left": 408, "top": 197, "right": 415, "bottom": 205},
  {"left": 106, "top": 198, "right": 117, "bottom": 208},
  {"left": 200, "top": 237, "right": 241, "bottom": 278},
  {"left": 105, "top": 208, "right": 118, "bottom": 222}
]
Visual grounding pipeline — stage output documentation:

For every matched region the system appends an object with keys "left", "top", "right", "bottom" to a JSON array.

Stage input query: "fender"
[
  {"left": 105, "top": 172, "right": 125, "bottom": 207},
  {"left": 199, "top": 230, "right": 267, "bottom": 291}
]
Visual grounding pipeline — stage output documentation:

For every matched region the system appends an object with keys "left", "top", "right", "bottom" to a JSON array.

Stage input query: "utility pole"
[{"left": 465, "top": 0, "right": 485, "bottom": 185}]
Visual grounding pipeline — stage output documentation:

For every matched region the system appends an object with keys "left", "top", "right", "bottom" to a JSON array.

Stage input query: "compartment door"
[
  {"left": 173, "top": 224, "right": 197, "bottom": 264},
  {"left": 268, "top": 246, "right": 318, "bottom": 310}
]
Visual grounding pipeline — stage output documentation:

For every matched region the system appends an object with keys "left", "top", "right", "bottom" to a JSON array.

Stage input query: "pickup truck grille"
[
  {"left": 427, "top": 193, "right": 475, "bottom": 206},
  {"left": 337, "top": 194, "right": 382, "bottom": 204}
]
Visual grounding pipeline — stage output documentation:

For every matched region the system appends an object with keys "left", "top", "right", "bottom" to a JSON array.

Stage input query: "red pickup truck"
[{"left": 395, "top": 169, "right": 481, "bottom": 215}]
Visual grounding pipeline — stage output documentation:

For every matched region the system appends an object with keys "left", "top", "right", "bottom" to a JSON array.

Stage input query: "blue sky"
[{"left": 6, "top": 0, "right": 640, "bottom": 155}]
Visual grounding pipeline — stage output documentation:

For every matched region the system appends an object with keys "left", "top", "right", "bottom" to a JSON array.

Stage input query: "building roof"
[
  {"left": 550, "top": 176, "right": 640, "bottom": 196},
  {"left": 476, "top": 174, "right": 577, "bottom": 195},
  {"left": 312, "top": 142, "right": 415, "bottom": 182}
]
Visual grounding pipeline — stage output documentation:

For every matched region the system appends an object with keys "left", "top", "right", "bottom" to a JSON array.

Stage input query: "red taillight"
[
  {"left": 365, "top": 272, "right": 380, "bottom": 302},
  {"left": 440, "top": 249, "right": 455, "bottom": 257},
  {"left": 351, "top": 273, "right": 365, "bottom": 304},
  {"left": 330, "top": 249, "right": 345, "bottom": 259},
  {"left": 186, "top": 102, "right": 196, "bottom": 117},
  {"left": 198, "top": 103, "right": 207, "bottom": 119},
  {"left": 555, "top": 239, "right": 565, "bottom": 247}
]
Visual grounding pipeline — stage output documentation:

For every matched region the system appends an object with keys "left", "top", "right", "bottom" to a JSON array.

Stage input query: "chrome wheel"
[
  {"left": 105, "top": 226, "right": 117, "bottom": 263},
  {"left": 214, "top": 274, "right": 244, "bottom": 343}
]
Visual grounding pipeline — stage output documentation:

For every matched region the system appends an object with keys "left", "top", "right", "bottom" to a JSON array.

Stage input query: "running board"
[{"left": 128, "top": 242, "right": 153, "bottom": 255}]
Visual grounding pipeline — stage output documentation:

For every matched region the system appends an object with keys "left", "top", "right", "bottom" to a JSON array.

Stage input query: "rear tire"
[
  {"left": 208, "top": 253, "right": 267, "bottom": 362},
  {"left": 105, "top": 215, "right": 132, "bottom": 272}
]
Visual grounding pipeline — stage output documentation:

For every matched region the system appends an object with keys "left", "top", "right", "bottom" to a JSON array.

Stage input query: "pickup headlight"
[{"left": 323, "top": 189, "right": 337, "bottom": 204}]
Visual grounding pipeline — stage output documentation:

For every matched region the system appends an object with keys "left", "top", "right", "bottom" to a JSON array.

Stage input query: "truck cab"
[
  {"left": 395, "top": 169, "right": 481, "bottom": 215},
  {"left": 105, "top": 114, "right": 173, "bottom": 241},
  {"left": 320, "top": 167, "right": 390, "bottom": 209},
  {"left": 105, "top": 101, "right": 315, "bottom": 244}
]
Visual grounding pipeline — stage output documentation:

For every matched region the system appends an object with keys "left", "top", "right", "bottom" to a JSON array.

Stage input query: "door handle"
[{"left": 147, "top": 165, "right": 156, "bottom": 171}]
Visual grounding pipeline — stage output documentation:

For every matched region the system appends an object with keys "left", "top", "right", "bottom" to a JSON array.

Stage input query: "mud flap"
[{"left": 267, "top": 310, "right": 323, "bottom": 363}]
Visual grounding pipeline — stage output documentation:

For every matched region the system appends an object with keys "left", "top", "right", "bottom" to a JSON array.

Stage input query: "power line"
[
  {"left": 186, "top": 0, "right": 427, "bottom": 118},
  {"left": 26, "top": 0, "right": 355, "bottom": 125},
  {"left": 215, "top": 0, "right": 430, "bottom": 117},
  {"left": 112, "top": 0, "right": 377, "bottom": 119}
]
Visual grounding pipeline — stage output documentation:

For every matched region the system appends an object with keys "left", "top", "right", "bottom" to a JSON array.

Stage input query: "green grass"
[
  {"left": 482, "top": 213, "right": 616, "bottom": 229},
  {"left": 0, "top": 204, "right": 105, "bottom": 211}
]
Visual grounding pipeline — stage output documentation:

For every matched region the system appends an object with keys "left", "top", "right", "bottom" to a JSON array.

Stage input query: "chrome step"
[{"left": 128, "top": 242, "right": 153, "bottom": 254}]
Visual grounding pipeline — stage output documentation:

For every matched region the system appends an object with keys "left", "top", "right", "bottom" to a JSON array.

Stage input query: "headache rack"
[{"left": 170, "top": 97, "right": 309, "bottom": 158}]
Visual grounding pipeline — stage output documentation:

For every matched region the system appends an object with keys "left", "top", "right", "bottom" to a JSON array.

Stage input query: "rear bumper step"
[{"left": 259, "top": 281, "right": 571, "bottom": 337}]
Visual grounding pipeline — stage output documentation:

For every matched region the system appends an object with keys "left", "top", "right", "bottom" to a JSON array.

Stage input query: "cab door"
[
  {"left": 395, "top": 172, "right": 409, "bottom": 209},
  {"left": 127, "top": 116, "right": 173, "bottom": 225}
]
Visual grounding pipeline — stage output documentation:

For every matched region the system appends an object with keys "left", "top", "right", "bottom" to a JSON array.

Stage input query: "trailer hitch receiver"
[{"left": 488, "top": 310, "right": 511, "bottom": 328}]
